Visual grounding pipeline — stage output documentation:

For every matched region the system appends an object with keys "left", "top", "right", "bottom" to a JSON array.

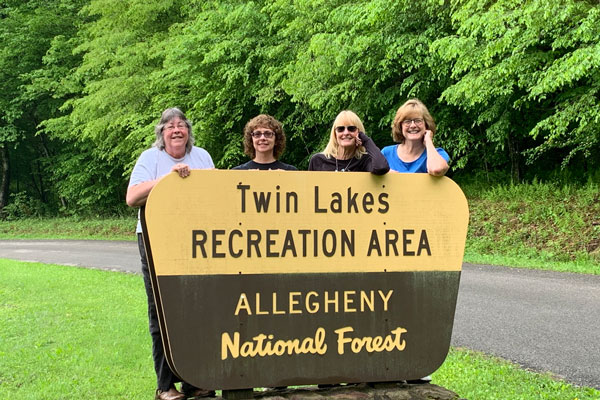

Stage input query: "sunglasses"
[
  {"left": 335, "top": 125, "right": 358, "bottom": 133},
  {"left": 251, "top": 130, "right": 275, "bottom": 138}
]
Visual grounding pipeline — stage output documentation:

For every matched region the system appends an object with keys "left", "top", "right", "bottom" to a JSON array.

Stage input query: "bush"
[{"left": 1, "top": 192, "right": 47, "bottom": 220}]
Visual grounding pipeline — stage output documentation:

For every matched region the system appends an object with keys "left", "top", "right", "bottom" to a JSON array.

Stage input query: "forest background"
[{"left": 1, "top": 0, "right": 599, "bottom": 268}]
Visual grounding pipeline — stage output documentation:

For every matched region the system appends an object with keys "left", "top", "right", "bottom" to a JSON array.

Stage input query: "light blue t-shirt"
[
  {"left": 381, "top": 145, "right": 450, "bottom": 173},
  {"left": 128, "top": 146, "right": 214, "bottom": 232}
]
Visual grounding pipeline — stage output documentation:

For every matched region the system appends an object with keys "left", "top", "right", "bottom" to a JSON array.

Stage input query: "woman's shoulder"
[
  {"left": 136, "top": 147, "right": 160, "bottom": 162},
  {"left": 308, "top": 153, "right": 330, "bottom": 170},
  {"left": 381, "top": 144, "right": 397, "bottom": 155},
  {"left": 276, "top": 160, "right": 298, "bottom": 170},
  {"left": 435, "top": 147, "right": 450, "bottom": 161},
  {"left": 309, "top": 153, "right": 328, "bottom": 162},
  {"left": 232, "top": 160, "right": 254, "bottom": 170},
  {"left": 190, "top": 146, "right": 214, "bottom": 160},
  {"left": 191, "top": 146, "right": 211, "bottom": 156},
  {"left": 141, "top": 146, "right": 159, "bottom": 155},
  {"left": 187, "top": 146, "right": 214, "bottom": 168}
]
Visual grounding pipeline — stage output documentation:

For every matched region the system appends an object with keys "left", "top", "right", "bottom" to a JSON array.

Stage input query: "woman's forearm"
[{"left": 126, "top": 179, "right": 158, "bottom": 207}]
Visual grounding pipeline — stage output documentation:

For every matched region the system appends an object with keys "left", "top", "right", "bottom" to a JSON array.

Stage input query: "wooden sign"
[{"left": 141, "top": 170, "right": 468, "bottom": 390}]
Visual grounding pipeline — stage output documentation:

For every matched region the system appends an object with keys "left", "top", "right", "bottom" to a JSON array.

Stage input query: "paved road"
[
  {"left": 0, "top": 239, "right": 141, "bottom": 273},
  {"left": 1, "top": 239, "right": 599, "bottom": 390},
  {"left": 454, "top": 264, "right": 600, "bottom": 390}
]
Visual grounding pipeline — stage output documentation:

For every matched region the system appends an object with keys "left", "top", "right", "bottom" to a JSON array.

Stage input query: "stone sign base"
[{"left": 216, "top": 382, "right": 463, "bottom": 400}]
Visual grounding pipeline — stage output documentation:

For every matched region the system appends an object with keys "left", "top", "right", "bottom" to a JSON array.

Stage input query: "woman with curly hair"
[{"left": 233, "top": 114, "right": 297, "bottom": 170}]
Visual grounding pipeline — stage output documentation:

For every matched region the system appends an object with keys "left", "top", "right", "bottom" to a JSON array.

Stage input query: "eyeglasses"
[
  {"left": 335, "top": 126, "right": 358, "bottom": 133},
  {"left": 401, "top": 118, "right": 424, "bottom": 126},
  {"left": 164, "top": 123, "right": 187, "bottom": 131},
  {"left": 251, "top": 130, "right": 275, "bottom": 138}
]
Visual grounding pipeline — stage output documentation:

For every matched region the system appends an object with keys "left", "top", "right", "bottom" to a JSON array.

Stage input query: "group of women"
[{"left": 126, "top": 99, "right": 449, "bottom": 400}]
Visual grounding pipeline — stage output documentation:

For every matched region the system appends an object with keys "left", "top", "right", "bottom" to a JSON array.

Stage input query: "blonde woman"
[{"left": 308, "top": 110, "right": 389, "bottom": 174}]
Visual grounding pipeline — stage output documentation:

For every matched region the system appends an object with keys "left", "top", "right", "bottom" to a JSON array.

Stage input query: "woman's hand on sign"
[{"left": 171, "top": 163, "right": 191, "bottom": 178}]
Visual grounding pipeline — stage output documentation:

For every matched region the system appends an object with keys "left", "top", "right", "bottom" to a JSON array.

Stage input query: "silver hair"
[{"left": 153, "top": 107, "right": 195, "bottom": 153}]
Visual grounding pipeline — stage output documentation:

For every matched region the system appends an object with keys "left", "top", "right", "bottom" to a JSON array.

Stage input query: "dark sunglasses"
[{"left": 335, "top": 125, "right": 358, "bottom": 133}]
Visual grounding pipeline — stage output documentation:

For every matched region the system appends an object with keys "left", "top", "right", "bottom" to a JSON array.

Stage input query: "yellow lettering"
[
  {"left": 324, "top": 291, "right": 339, "bottom": 313},
  {"left": 234, "top": 293, "right": 252, "bottom": 316},
  {"left": 306, "top": 291, "right": 319, "bottom": 313},
  {"left": 240, "top": 341, "right": 254, "bottom": 357},
  {"left": 344, "top": 290, "right": 357, "bottom": 312},
  {"left": 272, "top": 292, "right": 285, "bottom": 315},
  {"left": 360, "top": 290, "right": 374, "bottom": 312},
  {"left": 289, "top": 292, "right": 302, "bottom": 314},
  {"left": 255, "top": 293, "right": 268, "bottom": 315},
  {"left": 378, "top": 290, "right": 393, "bottom": 311},
  {"left": 371, "top": 335, "right": 383, "bottom": 350},
  {"left": 391, "top": 327, "right": 407, "bottom": 351},
  {"left": 335, "top": 326, "right": 407, "bottom": 355},
  {"left": 273, "top": 340, "right": 287, "bottom": 356},
  {"left": 221, "top": 331, "right": 239, "bottom": 360},
  {"left": 315, "top": 327, "right": 327, "bottom": 354},
  {"left": 255, "top": 334, "right": 269, "bottom": 356},
  {"left": 236, "top": 290, "right": 392, "bottom": 315},
  {"left": 335, "top": 326, "right": 354, "bottom": 354},
  {"left": 220, "top": 328, "right": 327, "bottom": 359}
]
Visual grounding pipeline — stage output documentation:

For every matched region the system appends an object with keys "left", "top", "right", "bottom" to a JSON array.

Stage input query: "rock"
[{"left": 219, "top": 382, "right": 464, "bottom": 400}]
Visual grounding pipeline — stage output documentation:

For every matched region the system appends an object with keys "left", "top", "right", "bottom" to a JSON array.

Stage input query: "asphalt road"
[{"left": 1, "top": 239, "right": 599, "bottom": 390}]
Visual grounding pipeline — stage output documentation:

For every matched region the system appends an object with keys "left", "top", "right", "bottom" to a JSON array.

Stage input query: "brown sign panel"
[{"left": 141, "top": 170, "right": 468, "bottom": 390}]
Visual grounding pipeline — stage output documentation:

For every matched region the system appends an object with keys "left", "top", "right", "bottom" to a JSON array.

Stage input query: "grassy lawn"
[
  {"left": 0, "top": 216, "right": 136, "bottom": 241},
  {"left": 461, "top": 181, "right": 600, "bottom": 275},
  {"left": 0, "top": 259, "right": 152, "bottom": 399},
  {"left": 1, "top": 259, "right": 599, "bottom": 400}
]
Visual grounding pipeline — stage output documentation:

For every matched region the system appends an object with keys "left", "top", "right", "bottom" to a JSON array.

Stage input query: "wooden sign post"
[{"left": 141, "top": 170, "right": 469, "bottom": 390}]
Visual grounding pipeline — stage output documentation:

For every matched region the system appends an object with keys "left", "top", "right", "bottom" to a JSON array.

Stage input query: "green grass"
[
  {"left": 0, "top": 216, "right": 135, "bottom": 241},
  {"left": 0, "top": 259, "right": 153, "bottom": 399},
  {"left": 1, "top": 259, "right": 599, "bottom": 400},
  {"left": 433, "top": 348, "right": 600, "bottom": 400},
  {"left": 462, "top": 181, "right": 600, "bottom": 275},
  {"left": 463, "top": 251, "right": 599, "bottom": 275}
]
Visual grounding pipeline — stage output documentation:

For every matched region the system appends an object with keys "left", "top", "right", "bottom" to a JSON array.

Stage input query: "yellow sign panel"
[{"left": 145, "top": 170, "right": 468, "bottom": 276}]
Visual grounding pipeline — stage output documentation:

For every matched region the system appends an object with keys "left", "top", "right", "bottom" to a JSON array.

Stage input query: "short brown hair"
[
  {"left": 391, "top": 99, "right": 436, "bottom": 143},
  {"left": 242, "top": 114, "right": 286, "bottom": 159}
]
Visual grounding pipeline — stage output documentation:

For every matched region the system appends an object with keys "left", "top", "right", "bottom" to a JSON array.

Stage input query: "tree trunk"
[
  {"left": 38, "top": 131, "right": 67, "bottom": 208},
  {"left": 507, "top": 134, "right": 520, "bottom": 183},
  {"left": 0, "top": 144, "right": 9, "bottom": 212}
]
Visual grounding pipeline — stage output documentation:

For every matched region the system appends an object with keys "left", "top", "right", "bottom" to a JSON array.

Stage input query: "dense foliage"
[{"left": 1, "top": 0, "right": 599, "bottom": 216}]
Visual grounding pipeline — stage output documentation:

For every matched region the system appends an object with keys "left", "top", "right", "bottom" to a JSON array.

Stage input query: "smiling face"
[
  {"left": 323, "top": 110, "right": 367, "bottom": 159},
  {"left": 242, "top": 114, "right": 286, "bottom": 161},
  {"left": 251, "top": 126, "right": 276, "bottom": 157},
  {"left": 162, "top": 116, "right": 189, "bottom": 158},
  {"left": 391, "top": 99, "right": 436, "bottom": 144},
  {"left": 334, "top": 116, "right": 359, "bottom": 151},
  {"left": 401, "top": 112, "right": 426, "bottom": 142}
]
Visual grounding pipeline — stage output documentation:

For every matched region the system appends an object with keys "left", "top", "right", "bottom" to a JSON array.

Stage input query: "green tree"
[
  {"left": 277, "top": 0, "right": 454, "bottom": 161},
  {"left": 432, "top": 0, "right": 600, "bottom": 182},
  {"left": 0, "top": 0, "right": 87, "bottom": 214},
  {"left": 42, "top": 0, "right": 188, "bottom": 212}
]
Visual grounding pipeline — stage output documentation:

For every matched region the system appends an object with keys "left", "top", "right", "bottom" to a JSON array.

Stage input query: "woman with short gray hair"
[{"left": 126, "top": 107, "right": 214, "bottom": 400}]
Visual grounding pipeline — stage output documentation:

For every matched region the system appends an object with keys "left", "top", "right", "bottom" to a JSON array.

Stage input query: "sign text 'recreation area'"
[{"left": 142, "top": 170, "right": 469, "bottom": 390}]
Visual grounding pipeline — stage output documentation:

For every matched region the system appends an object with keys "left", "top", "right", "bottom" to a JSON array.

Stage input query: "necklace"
[{"left": 335, "top": 157, "right": 354, "bottom": 172}]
